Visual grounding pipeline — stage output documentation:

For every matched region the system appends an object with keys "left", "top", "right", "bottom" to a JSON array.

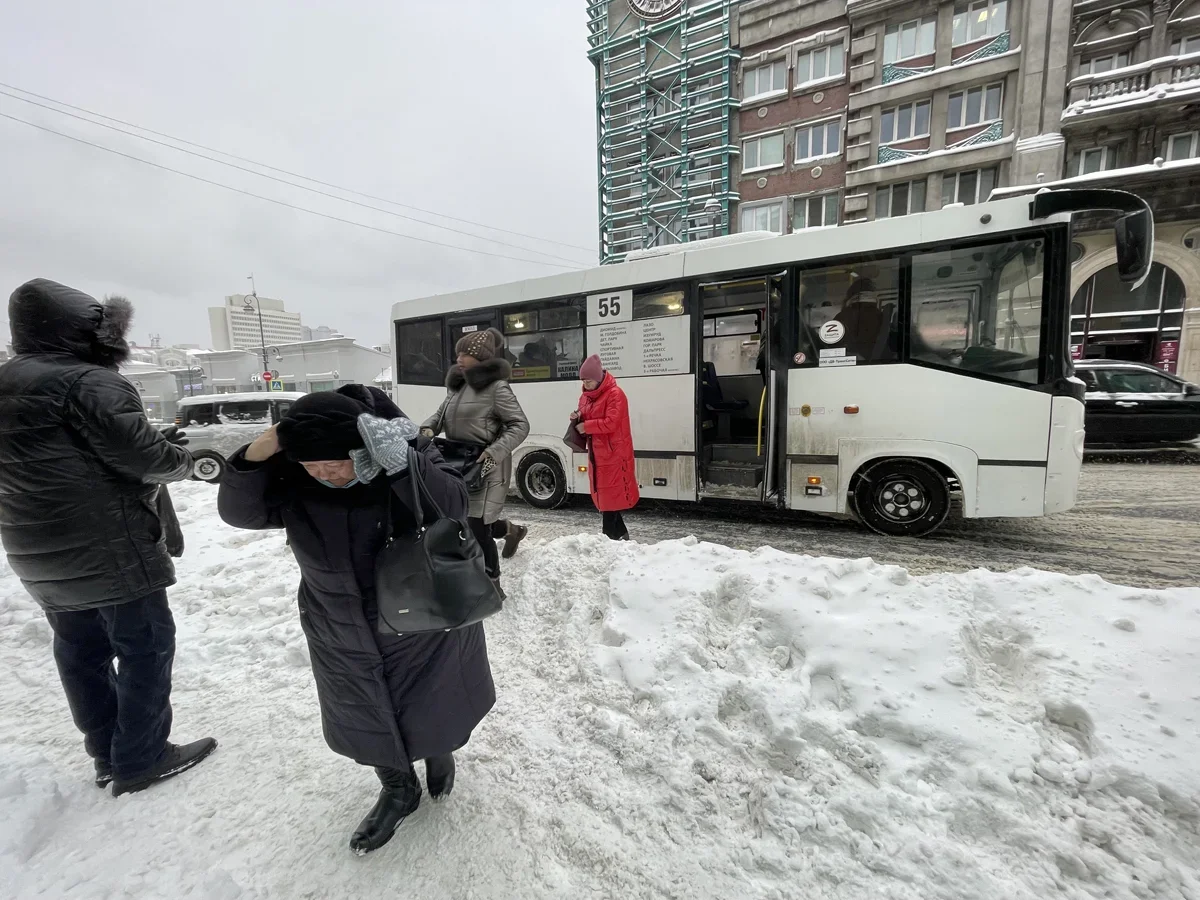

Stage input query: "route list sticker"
[{"left": 586, "top": 315, "right": 689, "bottom": 378}]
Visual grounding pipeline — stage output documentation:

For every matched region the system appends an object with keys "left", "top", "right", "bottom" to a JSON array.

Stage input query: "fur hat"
[
  {"left": 277, "top": 392, "right": 369, "bottom": 462},
  {"left": 454, "top": 327, "right": 505, "bottom": 362}
]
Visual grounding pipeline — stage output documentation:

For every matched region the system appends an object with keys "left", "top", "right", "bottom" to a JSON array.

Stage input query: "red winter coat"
[{"left": 577, "top": 373, "right": 639, "bottom": 512}]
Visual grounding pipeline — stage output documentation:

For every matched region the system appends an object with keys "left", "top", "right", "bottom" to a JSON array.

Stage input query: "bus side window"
[
  {"left": 396, "top": 319, "right": 446, "bottom": 387},
  {"left": 797, "top": 259, "right": 901, "bottom": 365}
]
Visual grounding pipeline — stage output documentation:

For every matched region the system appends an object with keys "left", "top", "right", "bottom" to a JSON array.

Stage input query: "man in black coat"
[{"left": 0, "top": 279, "right": 217, "bottom": 796}]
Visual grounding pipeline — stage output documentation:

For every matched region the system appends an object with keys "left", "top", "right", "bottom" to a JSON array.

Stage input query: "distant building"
[
  {"left": 301, "top": 324, "right": 345, "bottom": 342},
  {"left": 208, "top": 294, "right": 303, "bottom": 352}
]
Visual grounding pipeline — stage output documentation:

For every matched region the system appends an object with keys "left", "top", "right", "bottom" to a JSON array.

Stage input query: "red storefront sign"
[
  {"left": 1156, "top": 339, "right": 1179, "bottom": 374},
  {"left": 1070, "top": 344, "right": 1083, "bottom": 360}
]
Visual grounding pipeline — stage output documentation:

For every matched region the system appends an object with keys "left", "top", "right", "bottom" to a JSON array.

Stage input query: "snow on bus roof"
[{"left": 391, "top": 195, "right": 1068, "bottom": 322}]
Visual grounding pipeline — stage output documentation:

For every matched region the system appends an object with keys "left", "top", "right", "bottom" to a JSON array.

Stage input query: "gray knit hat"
[{"left": 455, "top": 327, "right": 505, "bottom": 362}]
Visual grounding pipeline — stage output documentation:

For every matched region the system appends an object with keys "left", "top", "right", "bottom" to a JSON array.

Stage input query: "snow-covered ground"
[{"left": 1, "top": 483, "right": 1198, "bottom": 899}]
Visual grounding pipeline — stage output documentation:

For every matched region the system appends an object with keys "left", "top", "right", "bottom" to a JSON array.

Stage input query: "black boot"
[
  {"left": 349, "top": 767, "right": 421, "bottom": 855},
  {"left": 501, "top": 523, "right": 527, "bottom": 559},
  {"left": 425, "top": 754, "right": 455, "bottom": 800},
  {"left": 111, "top": 738, "right": 218, "bottom": 797},
  {"left": 94, "top": 759, "right": 113, "bottom": 789}
]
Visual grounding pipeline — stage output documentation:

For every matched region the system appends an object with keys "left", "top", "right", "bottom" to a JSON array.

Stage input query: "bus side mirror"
[{"left": 1115, "top": 208, "right": 1152, "bottom": 287}]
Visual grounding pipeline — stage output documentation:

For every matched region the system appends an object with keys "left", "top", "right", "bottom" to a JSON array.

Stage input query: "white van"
[{"left": 172, "top": 392, "right": 306, "bottom": 482}]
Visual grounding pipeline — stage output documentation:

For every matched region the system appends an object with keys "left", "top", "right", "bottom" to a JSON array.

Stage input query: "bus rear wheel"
[
  {"left": 517, "top": 451, "right": 568, "bottom": 510},
  {"left": 853, "top": 459, "right": 949, "bottom": 538}
]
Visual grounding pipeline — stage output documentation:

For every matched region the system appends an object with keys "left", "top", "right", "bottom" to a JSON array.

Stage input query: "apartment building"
[
  {"left": 208, "top": 294, "right": 304, "bottom": 352},
  {"left": 1048, "top": 0, "right": 1200, "bottom": 378},
  {"left": 735, "top": 0, "right": 851, "bottom": 236}
]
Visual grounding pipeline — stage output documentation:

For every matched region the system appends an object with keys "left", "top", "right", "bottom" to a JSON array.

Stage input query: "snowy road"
[
  {"left": 507, "top": 459, "right": 1200, "bottom": 589},
  {"left": 2, "top": 477, "right": 1198, "bottom": 899}
]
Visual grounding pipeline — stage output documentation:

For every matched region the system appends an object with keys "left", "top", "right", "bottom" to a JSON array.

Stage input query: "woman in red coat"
[{"left": 572, "top": 354, "right": 639, "bottom": 539}]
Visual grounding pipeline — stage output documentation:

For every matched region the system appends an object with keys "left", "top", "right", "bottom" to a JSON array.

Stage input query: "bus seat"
[{"left": 702, "top": 360, "right": 748, "bottom": 443}]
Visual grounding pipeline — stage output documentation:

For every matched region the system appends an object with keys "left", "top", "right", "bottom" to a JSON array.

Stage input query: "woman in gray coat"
[{"left": 421, "top": 328, "right": 530, "bottom": 590}]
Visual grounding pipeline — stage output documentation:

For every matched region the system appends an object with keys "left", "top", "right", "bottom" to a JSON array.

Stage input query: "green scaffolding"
[{"left": 587, "top": 0, "right": 741, "bottom": 264}]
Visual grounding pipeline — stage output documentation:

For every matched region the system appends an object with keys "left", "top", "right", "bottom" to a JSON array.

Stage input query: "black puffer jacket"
[{"left": 0, "top": 279, "right": 193, "bottom": 611}]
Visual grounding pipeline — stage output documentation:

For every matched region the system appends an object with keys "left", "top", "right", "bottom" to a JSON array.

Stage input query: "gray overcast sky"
[{"left": 0, "top": 1, "right": 599, "bottom": 349}]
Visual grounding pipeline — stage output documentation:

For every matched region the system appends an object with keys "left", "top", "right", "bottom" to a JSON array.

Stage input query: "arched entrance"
[{"left": 1070, "top": 262, "right": 1187, "bottom": 372}]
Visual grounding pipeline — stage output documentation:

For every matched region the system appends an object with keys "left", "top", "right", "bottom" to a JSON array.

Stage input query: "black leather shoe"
[
  {"left": 349, "top": 768, "right": 421, "bottom": 855},
  {"left": 425, "top": 754, "right": 455, "bottom": 800},
  {"left": 94, "top": 760, "right": 113, "bottom": 789},
  {"left": 111, "top": 738, "right": 217, "bottom": 797}
]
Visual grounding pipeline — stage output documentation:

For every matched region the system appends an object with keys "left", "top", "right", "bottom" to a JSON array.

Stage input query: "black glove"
[{"left": 160, "top": 425, "right": 190, "bottom": 447}]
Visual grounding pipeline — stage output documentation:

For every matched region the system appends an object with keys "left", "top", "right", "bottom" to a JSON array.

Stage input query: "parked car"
[
  {"left": 1075, "top": 360, "right": 1200, "bottom": 447},
  {"left": 171, "top": 392, "right": 306, "bottom": 482}
]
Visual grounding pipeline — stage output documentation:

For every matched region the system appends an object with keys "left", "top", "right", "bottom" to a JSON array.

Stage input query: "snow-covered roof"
[
  {"left": 373, "top": 367, "right": 391, "bottom": 384},
  {"left": 989, "top": 156, "right": 1200, "bottom": 197}
]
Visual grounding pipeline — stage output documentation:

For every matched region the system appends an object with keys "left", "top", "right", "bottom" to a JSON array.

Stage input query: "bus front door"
[{"left": 697, "top": 272, "right": 785, "bottom": 503}]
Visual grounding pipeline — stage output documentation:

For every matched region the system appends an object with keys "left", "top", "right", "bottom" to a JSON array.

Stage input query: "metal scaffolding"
[{"left": 587, "top": 0, "right": 741, "bottom": 264}]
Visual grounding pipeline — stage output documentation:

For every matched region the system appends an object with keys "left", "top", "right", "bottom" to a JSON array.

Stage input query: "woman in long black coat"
[{"left": 217, "top": 386, "right": 495, "bottom": 855}]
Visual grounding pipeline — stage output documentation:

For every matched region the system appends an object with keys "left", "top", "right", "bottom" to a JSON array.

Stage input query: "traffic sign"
[
  {"left": 268, "top": 380, "right": 284, "bottom": 392},
  {"left": 262, "top": 371, "right": 273, "bottom": 382}
]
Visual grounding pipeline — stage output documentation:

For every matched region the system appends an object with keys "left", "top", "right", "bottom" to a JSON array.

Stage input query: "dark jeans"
[
  {"left": 44, "top": 591, "right": 175, "bottom": 779},
  {"left": 602, "top": 511, "right": 629, "bottom": 541},
  {"left": 468, "top": 517, "right": 501, "bottom": 578}
]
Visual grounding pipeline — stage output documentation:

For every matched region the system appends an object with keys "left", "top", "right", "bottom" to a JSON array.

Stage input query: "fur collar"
[{"left": 445, "top": 357, "right": 511, "bottom": 391}]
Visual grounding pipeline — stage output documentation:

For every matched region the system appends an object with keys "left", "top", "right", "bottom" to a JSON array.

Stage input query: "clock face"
[{"left": 628, "top": 0, "right": 683, "bottom": 21}]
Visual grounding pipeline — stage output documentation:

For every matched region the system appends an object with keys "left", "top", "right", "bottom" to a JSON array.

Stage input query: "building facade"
[
  {"left": 588, "top": 0, "right": 743, "bottom": 262},
  {"left": 207, "top": 294, "right": 304, "bottom": 352}
]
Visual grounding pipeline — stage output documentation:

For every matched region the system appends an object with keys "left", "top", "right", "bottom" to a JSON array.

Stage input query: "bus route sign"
[{"left": 587, "top": 289, "right": 633, "bottom": 326}]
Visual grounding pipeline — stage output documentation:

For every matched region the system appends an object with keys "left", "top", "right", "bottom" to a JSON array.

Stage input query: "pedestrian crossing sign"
[{"left": 268, "top": 380, "right": 284, "bottom": 392}]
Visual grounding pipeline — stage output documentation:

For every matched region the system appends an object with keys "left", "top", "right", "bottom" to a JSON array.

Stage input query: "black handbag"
[
  {"left": 563, "top": 420, "right": 587, "bottom": 454},
  {"left": 432, "top": 437, "right": 488, "bottom": 492},
  {"left": 374, "top": 450, "right": 503, "bottom": 635}
]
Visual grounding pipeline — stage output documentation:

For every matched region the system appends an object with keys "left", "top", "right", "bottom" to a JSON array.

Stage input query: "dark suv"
[{"left": 1075, "top": 360, "right": 1200, "bottom": 447}]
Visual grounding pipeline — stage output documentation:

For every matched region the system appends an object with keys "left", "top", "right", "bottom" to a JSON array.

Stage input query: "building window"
[
  {"left": 1171, "top": 35, "right": 1200, "bottom": 55},
  {"left": 739, "top": 201, "right": 785, "bottom": 234},
  {"left": 910, "top": 239, "right": 1044, "bottom": 384},
  {"left": 941, "top": 168, "right": 997, "bottom": 205},
  {"left": 1165, "top": 131, "right": 1199, "bottom": 161},
  {"left": 395, "top": 318, "right": 445, "bottom": 387},
  {"left": 744, "top": 59, "right": 787, "bottom": 101},
  {"left": 1081, "top": 52, "right": 1130, "bottom": 74},
  {"left": 795, "top": 118, "right": 842, "bottom": 162},
  {"left": 793, "top": 192, "right": 841, "bottom": 230},
  {"left": 883, "top": 17, "right": 936, "bottom": 63},
  {"left": 742, "top": 132, "right": 786, "bottom": 172},
  {"left": 502, "top": 297, "right": 585, "bottom": 382},
  {"left": 1078, "top": 146, "right": 1118, "bottom": 175},
  {"left": 308, "top": 381, "right": 336, "bottom": 392},
  {"left": 880, "top": 100, "right": 932, "bottom": 143},
  {"left": 876, "top": 180, "right": 927, "bottom": 218},
  {"left": 947, "top": 83, "right": 1003, "bottom": 129},
  {"left": 796, "top": 42, "right": 845, "bottom": 87},
  {"left": 952, "top": 0, "right": 1008, "bottom": 46}
]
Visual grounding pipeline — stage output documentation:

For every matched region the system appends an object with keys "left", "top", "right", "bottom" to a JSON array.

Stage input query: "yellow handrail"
[{"left": 756, "top": 386, "right": 767, "bottom": 457}]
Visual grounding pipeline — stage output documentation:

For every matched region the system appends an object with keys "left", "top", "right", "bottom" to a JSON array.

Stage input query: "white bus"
[{"left": 390, "top": 189, "right": 1152, "bottom": 536}]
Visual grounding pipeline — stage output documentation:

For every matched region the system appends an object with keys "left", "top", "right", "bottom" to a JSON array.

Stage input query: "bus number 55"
[{"left": 598, "top": 295, "right": 621, "bottom": 318}]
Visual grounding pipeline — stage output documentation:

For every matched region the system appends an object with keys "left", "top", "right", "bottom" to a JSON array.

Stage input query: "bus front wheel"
[
  {"left": 852, "top": 459, "right": 949, "bottom": 538},
  {"left": 516, "top": 451, "right": 568, "bottom": 510}
]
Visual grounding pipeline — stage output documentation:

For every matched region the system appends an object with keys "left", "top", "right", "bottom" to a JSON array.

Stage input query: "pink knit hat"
[{"left": 579, "top": 354, "right": 604, "bottom": 383}]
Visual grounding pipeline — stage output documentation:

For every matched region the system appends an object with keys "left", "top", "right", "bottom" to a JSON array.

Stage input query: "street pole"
[{"left": 245, "top": 274, "right": 270, "bottom": 382}]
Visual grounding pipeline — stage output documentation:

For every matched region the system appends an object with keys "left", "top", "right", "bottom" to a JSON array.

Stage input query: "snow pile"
[{"left": 1, "top": 485, "right": 1198, "bottom": 899}]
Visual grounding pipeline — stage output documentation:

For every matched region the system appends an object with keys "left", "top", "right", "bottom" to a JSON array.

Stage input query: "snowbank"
[{"left": 0, "top": 484, "right": 1197, "bottom": 899}]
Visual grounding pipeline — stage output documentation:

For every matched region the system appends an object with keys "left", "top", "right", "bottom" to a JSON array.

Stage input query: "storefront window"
[{"left": 1070, "top": 262, "right": 1188, "bottom": 370}]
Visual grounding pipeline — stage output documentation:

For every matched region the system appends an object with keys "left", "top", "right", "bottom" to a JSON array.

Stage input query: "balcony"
[
  {"left": 878, "top": 121, "right": 1003, "bottom": 164},
  {"left": 881, "top": 31, "right": 1011, "bottom": 85},
  {"left": 1063, "top": 52, "right": 1200, "bottom": 124}
]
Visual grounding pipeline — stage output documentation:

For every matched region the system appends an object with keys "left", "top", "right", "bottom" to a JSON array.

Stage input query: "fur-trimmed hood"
[
  {"left": 445, "top": 357, "right": 512, "bottom": 392},
  {"left": 8, "top": 279, "right": 132, "bottom": 368}
]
